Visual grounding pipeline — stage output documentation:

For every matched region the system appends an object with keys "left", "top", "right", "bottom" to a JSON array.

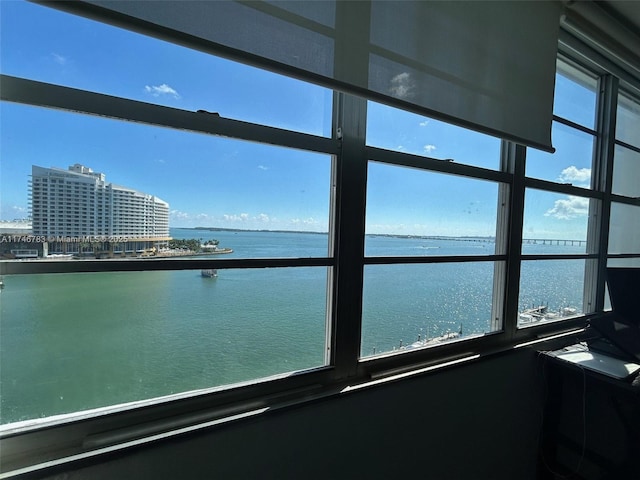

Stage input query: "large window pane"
[
  {"left": 526, "top": 122, "right": 594, "bottom": 188},
  {"left": 0, "top": 267, "right": 328, "bottom": 424},
  {"left": 607, "top": 258, "right": 640, "bottom": 268},
  {"left": 616, "top": 91, "right": 640, "bottom": 148},
  {"left": 361, "top": 262, "right": 497, "bottom": 357},
  {"left": 0, "top": 104, "right": 332, "bottom": 258},
  {"left": 366, "top": 102, "right": 501, "bottom": 170},
  {"left": 554, "top": 60, "right": 598, "bottom": 129},
  {"left": 0, "top": 1, "right": 332, "bottom": 136},
  {"left": 522, "top": 189, "right": 591, "bottom": 254},
  {"left": 605, "top": 258, "right": 640, "bottom": 311},
  {"left": 518, "top": 259, "right": 585, "bottom": 327},
  {"left": 365, "top": 162, "right": 501, "bottom": 253},
  {"left": 608, "top": 202, "right": 640, "bottom": 255},
  {"left": 612, "top": 145, "right": 640, "bottom": 198}
]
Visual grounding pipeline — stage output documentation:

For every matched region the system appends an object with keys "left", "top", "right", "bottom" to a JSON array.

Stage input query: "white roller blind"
[{"left": 84, "top": 0, "right": 561, "bottom": 151}]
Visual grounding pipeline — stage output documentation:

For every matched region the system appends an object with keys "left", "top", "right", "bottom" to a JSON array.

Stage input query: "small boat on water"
[{"left": 201, "top": 269, "right": 217, "bottom": 278}]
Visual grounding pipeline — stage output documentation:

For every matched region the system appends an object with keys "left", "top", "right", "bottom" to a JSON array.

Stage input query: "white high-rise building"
[{"left": 30, "top": 164, "right": 170, "bottom": 253}]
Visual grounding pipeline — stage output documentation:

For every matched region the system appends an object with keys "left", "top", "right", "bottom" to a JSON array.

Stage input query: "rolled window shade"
[
  {"left": 560, "top": 1, "right": 640, "bottom": 82},
  {"left": 82, "top": 0, "right": 560, "bottom": 151}
]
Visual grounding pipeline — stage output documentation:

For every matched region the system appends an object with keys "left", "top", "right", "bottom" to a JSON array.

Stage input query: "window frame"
[{"left": 1, "top": 2, "right": 639, "bottom": 475}]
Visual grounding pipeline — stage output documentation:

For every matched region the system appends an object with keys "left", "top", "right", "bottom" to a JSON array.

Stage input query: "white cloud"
[
  {"left": 390, "top": 72, "right": 414, "bottom": 99},
  {"left": 51, "top": 53, "right": 68, "bottom": 65},
  {"left": 170, "top": 209, "right": 190, "bottom": 220},
  {"left": 170, "top": 210, "right": 211, "bottom": 219},
  {"left": 544, "top": 196, "right": 590, "bottom": 219},
  {"left": 223, "top": 213, "right": 250, "bottom": 222},
  {"left": 291, "top": 217, "right": 319, "bottom": 227},
  {"left": 0, "top": 204, "right": 28, "bottom": 220},
  {"left": 558, "top": 166, "right": 591, "bottom": 184},
  {"left": 167, "top": 210, "right": 325, "bottom": 231},
  {"left": 144, "top": 84, "right": 181, "bottom": 99},
  {"left": 423, "top": 144, "right": 437, "bottom": 154},
  {"left": 419, "top": 120, "right": 429, "bottom": 127},
  {"left": 258, "top": 165, "right": 269, "bottom": 171}
]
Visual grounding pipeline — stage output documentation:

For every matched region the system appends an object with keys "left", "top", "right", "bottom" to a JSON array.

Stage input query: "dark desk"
[{"left": 539, "top": 344, "right": 640, "bottom": 480}]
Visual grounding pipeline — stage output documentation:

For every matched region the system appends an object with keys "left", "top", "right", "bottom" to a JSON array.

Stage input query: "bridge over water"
[
  {"left": 415, "top": 236, "right": 586, "bottom": 247},
  {"left": 522, "top": 238, "right": 586, "bottom": 246}
]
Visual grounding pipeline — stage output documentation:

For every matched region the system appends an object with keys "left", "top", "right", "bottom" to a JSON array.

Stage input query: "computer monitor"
[{"left": 607, "top": 267, "right": 640, "bottom": 326}]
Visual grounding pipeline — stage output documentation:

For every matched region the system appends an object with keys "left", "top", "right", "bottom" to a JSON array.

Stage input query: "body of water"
[{"left": 0, "top": 229, "right": 585, "bottom": 424}]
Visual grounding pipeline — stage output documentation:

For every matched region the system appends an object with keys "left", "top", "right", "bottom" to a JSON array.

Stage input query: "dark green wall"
[{"left": 39, "top": 349, "right": 543, "bottom": 480}]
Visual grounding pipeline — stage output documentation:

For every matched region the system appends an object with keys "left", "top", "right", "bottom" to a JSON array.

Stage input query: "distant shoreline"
[
  {"left": 1, "top": 248, "right": 234, "bottom": 262},
  {"left": 182, "top": 227, "right": 328, "bottom": 235},
  {"left": 177, "top": 227, "right": 496, "bottom": 242},
  {"left": 154, "top": 248, "right": 233, "bottom": 258}
]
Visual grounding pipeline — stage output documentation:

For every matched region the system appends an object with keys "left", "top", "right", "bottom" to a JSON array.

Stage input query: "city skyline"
[{"left": 1, "top": 0, "right": 594, "bottom": 239}]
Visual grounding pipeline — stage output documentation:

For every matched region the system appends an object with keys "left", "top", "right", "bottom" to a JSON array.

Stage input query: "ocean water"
[{"left": 0, "top": 230, "right": 584, "bottom": 424}]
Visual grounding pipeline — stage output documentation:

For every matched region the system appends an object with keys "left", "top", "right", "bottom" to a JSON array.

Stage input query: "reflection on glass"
[
  {"left": 0, "top": 1, "right": 332, "bottom": 136},
  {"left": 361, "top": 262, "right": 497, "bottom": 357},
  {"left": 366, "top": 101, "right": 501, "bottom": 169},
  {"left": 365, "top": 162, "right": 500, "bottom": 253},
  {"left": 602, "top": 260, "right": 640, "bottom": 313},
  {"left": 518, "top": 259, "right": 585, "bottom": 327},
  {"left": 607, "top": 258, "right": 640, "bottom": 268},
  {"left": 522, "top": 189, "right": 591, "bottom": 253},
  {"left": 554, "top": 61, "right": 598, "bottom": 129},
  {"left": 604, "top": 283, "right": 612, "bottom": 312},
  {"left": 526, "top": 122, "right": 594, "bottom": 187},
  {"left": 609, "top": 202, "right": 640, "bottom": 255},
  {"left": 612, "top": 145, "right": 640, "bottom": 198},
  {"left": 0, "top": 103, "right": 332, "bottom": 258},
  {"left": 616, "top": 92, "right": 640, "bottom": 148},
  {"left": 0, "top": 268, "right": 328, "bottom": 424}
]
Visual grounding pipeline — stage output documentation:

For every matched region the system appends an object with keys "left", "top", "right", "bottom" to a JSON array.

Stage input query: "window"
[
  {"left": 553, "top": 60, "right": 598, "bottom": 130},
  {"left": 361, "top": 146, "right": 506, "bottom": 357},
  {"left": 0, "top": 1, "right": 332, "bottom": 138},
  {"left": 526, "top": 122, "right": 595, "bottom": 188},
  {"left": 608, "top": 90, "right": 640, "bottom": 264},
  {"left": 366, "top": 102, "right": 501, "bottom": 170},
  {"left": 518, "top": 58, "right": 602, "bottom": 327},
  {"left": 1, "top": 267, "right": 329, "bottom": 422},
  {"left": 1, "top": 3, "right": 335, "bottom": 428},
  {"left": 518, "top": 259, "right": 586, "bottom": 323},
  {"left": 1, "top": 0, "right": 638, "bottom": 474},
  {"left": 526, "top": 63, "right": 598, "bottom": 187},
  {"left": 604, "top": 88, "right": 640, "bottom": 305},
  {"left": 522, "top": 189, "right": 591, "bottom": 255},
  {"left": 616, "top": 91, "right": 640, "bottom": 148},
  {"left": 608, "top": 202, "right": 640, "bottom": 255}
]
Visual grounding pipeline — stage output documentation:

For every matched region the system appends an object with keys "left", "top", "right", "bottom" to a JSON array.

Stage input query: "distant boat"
[
  {"left": 201, "top": 269, "right": 217, "bottom": 278},
  {"left": 399, "top": 324, "right": 463, "bottom": 350},
  {"left": 0, "top": 277, "right": 4, "bottom": 289},
  {"left": 519, "top": 305, "right": 578, "bottom": 324},
  {"left": 519, "top": 305, "right": 549, "bottom": 323}
]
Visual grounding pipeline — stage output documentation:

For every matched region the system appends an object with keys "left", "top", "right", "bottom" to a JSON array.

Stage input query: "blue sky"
[{"left": 0, "top": 0, "right": 596, "bottom": 238}]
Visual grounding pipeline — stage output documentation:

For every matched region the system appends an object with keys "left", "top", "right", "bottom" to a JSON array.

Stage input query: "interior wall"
[{"left": 37, "top": 349, "right": 544, "bottom": 480}]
